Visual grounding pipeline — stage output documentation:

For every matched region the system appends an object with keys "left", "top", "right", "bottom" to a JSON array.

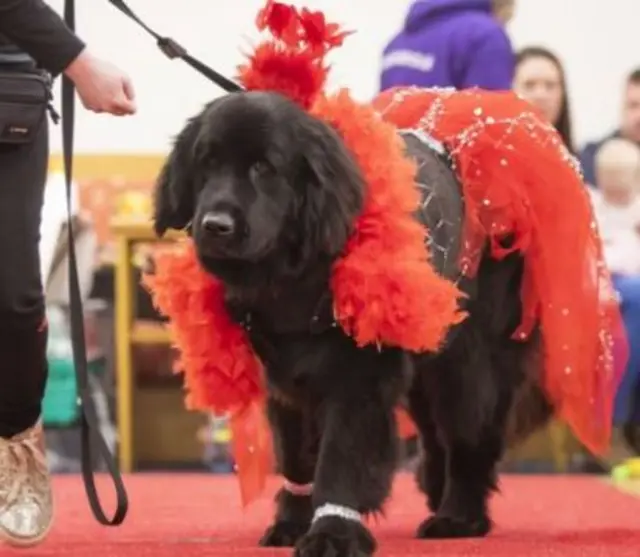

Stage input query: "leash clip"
[{"left": 157, "top": 37, "right": 187, "bottom": 59}]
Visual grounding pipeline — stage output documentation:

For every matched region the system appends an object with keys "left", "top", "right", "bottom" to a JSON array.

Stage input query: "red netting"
[{"left": 373, "top": 87, "right": 628, "bottom": 455}]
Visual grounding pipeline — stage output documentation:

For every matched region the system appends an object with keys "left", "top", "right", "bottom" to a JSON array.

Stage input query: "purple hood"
[{"left": 380, "top": 0, "right": 515, "bottom": 92}]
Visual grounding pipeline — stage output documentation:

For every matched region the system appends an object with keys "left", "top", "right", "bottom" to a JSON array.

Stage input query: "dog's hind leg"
[
  {"left": 294, "top": 346, "right": 408, "bottom": 557},
  {"left": 259, "top": 397, "right": 318, "bottom": 548},
  {"left": 414, "top": 330, "right": 514, "bottom": 540},
  {"left": 416, "top": 417, "right": 505, "bottom": 539},
  {"left": 406, "top": 384, "right": 446, "bottom": 514}
]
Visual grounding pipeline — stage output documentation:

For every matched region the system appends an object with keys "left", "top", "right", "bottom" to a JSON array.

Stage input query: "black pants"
[{"left": 0, "top": 100, "right": 49, "bottom": 438}]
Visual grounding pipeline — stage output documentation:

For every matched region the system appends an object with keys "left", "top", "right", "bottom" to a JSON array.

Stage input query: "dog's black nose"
[{"left": 202, "top": 212, "right": 235, "bottom": 236}]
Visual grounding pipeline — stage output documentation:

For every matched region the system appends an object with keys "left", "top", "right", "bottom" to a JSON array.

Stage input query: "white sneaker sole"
[{"left": 0, "top": 502, "right": 54, "bottom": 548}]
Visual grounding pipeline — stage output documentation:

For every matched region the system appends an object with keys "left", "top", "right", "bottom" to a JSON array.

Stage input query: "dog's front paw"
[
  {"left": 416, "top": 514, "right": 491, "bottom": 539},
  {"left": 259, "top": 520, "right": 310, "bottom": 547},
  {"left": 294, "top": 517, "right": 376, "bottom": 557}
]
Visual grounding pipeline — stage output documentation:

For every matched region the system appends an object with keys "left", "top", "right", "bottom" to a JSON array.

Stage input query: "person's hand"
[{"left": 64, "top": 49, "right": 136, "bottom": 116}]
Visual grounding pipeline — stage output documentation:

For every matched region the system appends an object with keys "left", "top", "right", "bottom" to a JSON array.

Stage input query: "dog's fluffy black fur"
[{"left": 154, "top": 91, "right": 552, "bottom": 557}]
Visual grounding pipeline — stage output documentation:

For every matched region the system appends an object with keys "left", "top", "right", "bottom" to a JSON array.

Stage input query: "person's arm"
[
  {"left": 0, "top": 0, "right": 85, "bottom": 76},
  {"left": 461, "top": 30, "right": 514, "bottom": 91}
]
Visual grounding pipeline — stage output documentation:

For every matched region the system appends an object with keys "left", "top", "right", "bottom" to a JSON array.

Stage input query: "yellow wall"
[{"left": 48, "top": 153, "right": 165, "bottom": 181}]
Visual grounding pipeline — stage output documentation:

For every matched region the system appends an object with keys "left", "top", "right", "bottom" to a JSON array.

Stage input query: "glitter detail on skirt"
[{"left": 373, "top": 86, "right": 628, "bottom": 456}]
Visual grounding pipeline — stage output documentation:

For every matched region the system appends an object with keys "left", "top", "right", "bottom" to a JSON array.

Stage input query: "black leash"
[
  {"left": 62, "top": 0, "right": 129, "bottom": 526},
  {"left": 107, "top": 0, "right": 242, "bottom": 93},
  {"left": 57, "top": 0, "right": 242, "bottom": 525}
]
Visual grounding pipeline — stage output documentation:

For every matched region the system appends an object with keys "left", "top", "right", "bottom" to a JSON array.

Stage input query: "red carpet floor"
[{"left": 8, "top": 474, "right": 640, "bottom": 556}]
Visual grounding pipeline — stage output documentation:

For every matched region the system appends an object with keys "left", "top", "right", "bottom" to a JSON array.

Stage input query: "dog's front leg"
[
  {"left": 294, "top": 348, "right": 407, "bottom": 557},
  {"left": 259, "top": 396, "right": 318, "bottom": 547}
]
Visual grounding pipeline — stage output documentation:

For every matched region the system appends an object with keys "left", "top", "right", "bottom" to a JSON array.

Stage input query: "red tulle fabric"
[{"left": 373, "top": 87, "right": 628, "bottom": 455}]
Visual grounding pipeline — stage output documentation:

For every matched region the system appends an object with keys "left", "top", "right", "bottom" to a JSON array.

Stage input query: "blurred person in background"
[
  {"left": 0, "top": 0, "right": 135, "bottom": 548},
  {"left": 580, "top": 69, "right": 640, "bottom": 187},
  {"left": 512, "top": 47, "right": 640, "bottom": 469},
  {"left": 512, "top": 46, "right": 575, "bottom": 152},
  {"left": 589, "top": 138, "right": 640, "bottom": 452},
  {"left": 380, "top": 0, "right": 516, "bottom": 92}
]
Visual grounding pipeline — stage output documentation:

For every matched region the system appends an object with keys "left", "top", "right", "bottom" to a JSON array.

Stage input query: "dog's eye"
[
  {"left": 203, "top": 155, "right": 219, "bottom": 170},
  {"left": 251, "top": 160, "right": 274, "bottom": 178}
]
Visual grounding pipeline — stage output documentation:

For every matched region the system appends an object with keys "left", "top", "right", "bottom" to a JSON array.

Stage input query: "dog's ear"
[
  {"left": 299, "top": 118, "right": 365, "bottom": 256},
  {"left": 153, "top": 115, "right": 203, "bottom": 237}
]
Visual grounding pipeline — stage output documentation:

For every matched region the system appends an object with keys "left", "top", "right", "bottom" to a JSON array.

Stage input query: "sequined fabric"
[
  {"left": 0, "top": 420, "right": 53, "bottom": 547},
  {"left": 399, "top": 129, "right": 475, "bottom": 351},
  {"left": 400, "top": 129, "right": 465, "bottom": 286}
]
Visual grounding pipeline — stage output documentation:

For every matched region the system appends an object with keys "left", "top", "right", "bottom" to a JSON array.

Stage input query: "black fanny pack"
[{"left": 0, "top": 69, "right": 55, "bottom": 144}]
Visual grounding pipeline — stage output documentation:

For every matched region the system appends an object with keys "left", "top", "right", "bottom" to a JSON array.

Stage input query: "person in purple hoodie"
[{"left": 380, "top": 0, "right": 516, "bottom": 92}]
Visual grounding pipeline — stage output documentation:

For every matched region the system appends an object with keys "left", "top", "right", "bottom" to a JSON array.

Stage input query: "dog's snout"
[{"left": 202, "top": 212, "right": 235, "bottom": 236}]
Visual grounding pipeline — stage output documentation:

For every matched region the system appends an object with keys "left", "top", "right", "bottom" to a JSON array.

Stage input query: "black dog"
[{"left": 153, "top": 90, "right": 551, "bottom": 556}]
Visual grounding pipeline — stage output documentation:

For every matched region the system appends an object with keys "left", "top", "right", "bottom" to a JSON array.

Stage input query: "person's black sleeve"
[{"left": 0, "top": 0, "right": 85, "bottom": 76}]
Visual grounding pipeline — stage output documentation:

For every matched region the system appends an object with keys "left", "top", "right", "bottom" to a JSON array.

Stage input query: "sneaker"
[{"left": 0, "top": 420, "right": 53, "bottom": 547}]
